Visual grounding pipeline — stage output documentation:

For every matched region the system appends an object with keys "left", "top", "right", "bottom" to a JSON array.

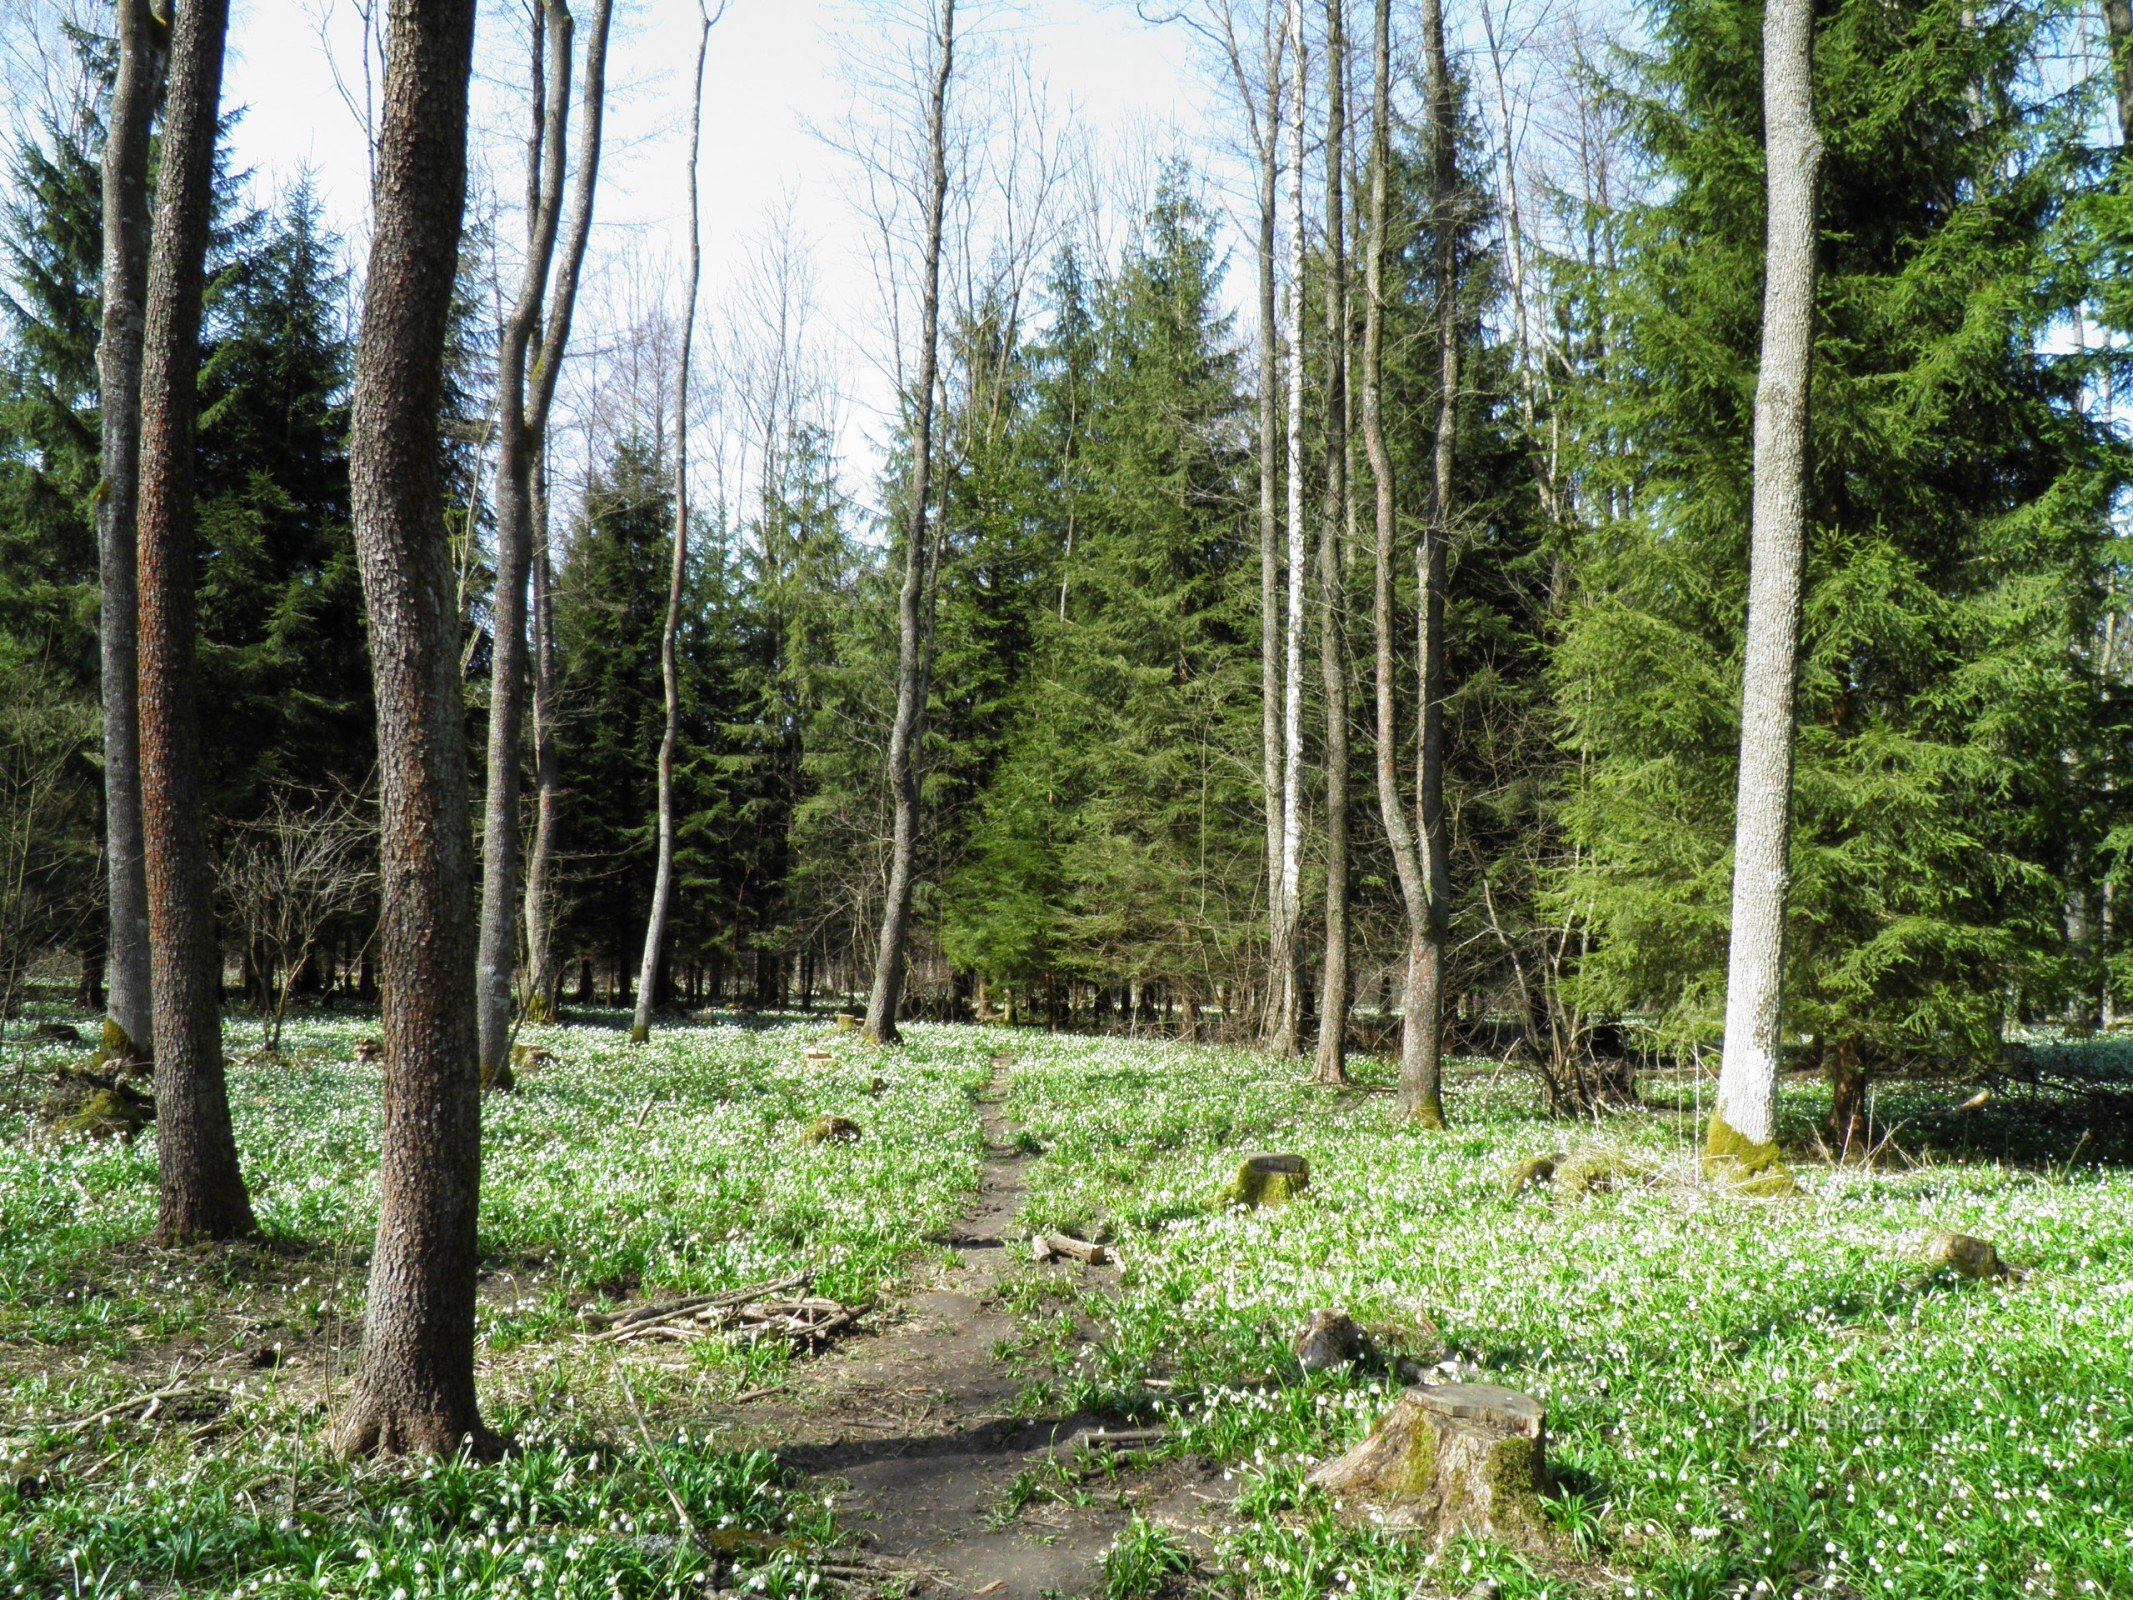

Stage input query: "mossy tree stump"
[
  {"left": 1307, "top": 1383, "right": 1550, "bottom": 1549},
  {"left": 1220, "top": 1152, "right": 1309, "bottom": 1207}
]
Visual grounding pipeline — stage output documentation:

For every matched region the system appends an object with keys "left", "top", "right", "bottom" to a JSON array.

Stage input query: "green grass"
[{"left": 5, "top": 1007, "right": 2131, "bottom": 1598}]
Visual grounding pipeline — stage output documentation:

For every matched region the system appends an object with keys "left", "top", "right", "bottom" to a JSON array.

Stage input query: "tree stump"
[
  {"left": 1219, "top": 1152, "right": 1309, "bottom": 1207},
  {"left": 833, "top": 1012, "right": 860, "bottom": 1033},
  {"left": 1307, "top": 1383, "right": 1549, "bottom": 1549},
  {"left": 803, "top": 1115, "right": 861, "bottom": 1144},
  {"left": 1924, "top": 1231, "right": 2017, "bottom": 1281},
  {"left": 803, "top": 1047, "right": 834, "bottom": 1069}
]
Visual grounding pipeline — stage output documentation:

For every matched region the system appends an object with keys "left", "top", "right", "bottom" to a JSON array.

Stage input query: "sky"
[{"left": 216, "top": 0, "right": 1228, "bottom": 504}]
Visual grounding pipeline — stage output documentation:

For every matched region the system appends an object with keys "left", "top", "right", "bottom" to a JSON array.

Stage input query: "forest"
[{"left": 0, "top": 0, "right": 2130, "bottom": 1596}]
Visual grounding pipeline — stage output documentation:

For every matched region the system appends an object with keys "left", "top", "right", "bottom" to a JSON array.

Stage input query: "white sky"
[{"left": 218, "top": 0, "right": 1226, "bottom": 509}]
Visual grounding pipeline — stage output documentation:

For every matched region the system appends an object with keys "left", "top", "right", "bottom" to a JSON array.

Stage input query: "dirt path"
[{"left": 739, "top": 1053, "right": 1216, "bottom": 1598}]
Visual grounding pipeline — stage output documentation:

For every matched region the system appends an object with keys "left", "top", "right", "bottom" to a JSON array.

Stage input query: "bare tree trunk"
[
  {"left": 1257, "top": 31, "right": 1286, "bottom": 1053},
  {"left": 334, "top": 0, "right": 490, "bottom": 1460},
  {"left": 1711, "top": 0, "right": 1822, "bottom": 1166},
  {"left": 1399, "top": 0, "right": 1459, "bottom": 1127},
  {"left": 2106, "top": 0, "right": 2133, "bottom": 145},
  {"left": 136, "top": 0, "right": 254, "bottom": 1241},
  {"left": 522, "top": 449, "right": 562, "bottom": 1021},
  {"left": 632, "top": 4, "right": 710, "bottom": 1045},
  {"left": 95, "top": 0, "right": 159, "bottom": 1068},
  {"left": 1311, "top": 0, "right": 1351, "bottom": 1086},
  {"left": 863, "top": 0, "right": 958, "bottom": 1048},
  {"left": 478, "top": 0, "right": 613, "bottom": 1080},
  {"left": 1269, "top": 0, "right": 1307, "bottom": 1060},
  {"left": 1360, "top": 0, "right": 1436, "bottom": 1127}
]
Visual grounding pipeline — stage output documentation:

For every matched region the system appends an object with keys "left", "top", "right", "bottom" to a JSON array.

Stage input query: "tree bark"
[
  {"left": 632, "top": 3, "right": 710, "bottom": 1045},
  {"left": 2105, "top": 0, "right": 2133, "bottom": 145},
  {"left": 864, "top": 0, "right": 958, "bottom": 1047},
  {"left": 136, "top": 0, "right": 254, "bottom": 1241},
  {"left": 334, "top": 0, "right": 490, "bottom": 1459},
  {"left": 479, "top": 0, "right": 613, "bottom": 1077},
  {"left": 1711, "top": 0, "right": 1822, "bottom": 1164},
  {"left": 1268, "top": 0, "right": 1308, "bottom": 1060},
  {"left": 1312, "top": 0, "right": 1352, "bottom": 1086},
  {"left": 1256, "top": 20, "right": 1287, "bottom": 1058},
  {"left": 1400, "top": 0, "right": 1459, "bottom": 1128},
  {"left": 96, "top": 0, "right": 161, "bottom": 1068},
  {"left": 1361, "top": 0, "right": 1439, "bottom": 1125},
  {"left": 522, "top": 449, "right": 562, "bottom": 1021}
]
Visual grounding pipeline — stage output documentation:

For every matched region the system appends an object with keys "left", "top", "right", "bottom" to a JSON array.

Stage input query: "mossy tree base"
[
  {"left": 96, "top": 1017, "right": 147, "bottom": 1067},
  {"left": 1308, "top": 1383, "right": 1551, "bottom": 1550},
  {"left": 1702, "top": 1111, "right": 1797, "bottom": 1196}
]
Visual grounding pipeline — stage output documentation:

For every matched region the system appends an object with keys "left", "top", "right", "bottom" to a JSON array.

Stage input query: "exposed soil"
[{"left": 708, "top": 1054, "right": 1224, "bottom": 1598}]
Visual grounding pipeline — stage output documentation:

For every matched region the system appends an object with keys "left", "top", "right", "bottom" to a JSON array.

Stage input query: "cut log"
[
  {"left": 1040, "top": 1232, "right": 1109, "bottom": 1265},
  {"left": 1307, "top": 1383, "right": 1549, "bottom": 1550},
  {"left": 803, "top": 1047, "right": 834, "bottom": 1069},
  {"left": 1219, "top": 1152, "right": 1309, "bottom": 1207}
]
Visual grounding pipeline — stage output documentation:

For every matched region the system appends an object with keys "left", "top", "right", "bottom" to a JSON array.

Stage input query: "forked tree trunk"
[
  {"left": 1311, "top": 0, "right": 1352, "bottom": 1087},
  {"left": 335, "top": 0, "right": 490, "bottom": 1460},
  {"left": 522, "top": 452, "right": 562, "bottom": 1021},
  {"left": 632, "top": 4, "right": 710, "bottom": 1045},
  {"left": 864, "top": 0, "right": 958, "bottom": 1047},
  {"left": 1710, "top": 0, "right": 1822, "bottom": 1169},
  {"left": 1402, "top": 0, "right": 1459, "bottom": 1128},
  {"left": 136, "top": 0, "right": 254, "bottom": 1241},
  {"left": 478, "top": 0, "right": 613, "bottom": 1078},
  {"left": 96, "top": 0, "right": 159, "bottom": 1068},
  {"left": 1269, "top": 0, "right": 1307, "bottom": 1060}
]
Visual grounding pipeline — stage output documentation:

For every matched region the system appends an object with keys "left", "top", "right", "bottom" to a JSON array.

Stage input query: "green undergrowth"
[{"left": 1000, "top": 1032, "right": 2133, "bottom": 1599}]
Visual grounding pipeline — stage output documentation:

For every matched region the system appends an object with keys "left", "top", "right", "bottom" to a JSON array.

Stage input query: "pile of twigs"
[{"left": 588, "top": 1271, "right": 863, "bottom": 1351}]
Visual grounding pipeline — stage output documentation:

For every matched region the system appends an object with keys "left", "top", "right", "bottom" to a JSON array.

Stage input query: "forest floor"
[{"left": 2, "top": 1007, "right": 2132, "bottom": 1599}]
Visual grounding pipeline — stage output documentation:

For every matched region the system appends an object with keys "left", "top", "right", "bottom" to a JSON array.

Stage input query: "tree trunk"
[
  {"left": 1312, "top": 0, "right": 1352, "bottom": 1087},
  {"left": 864, "top": 0, "right": 958, "bottom": 1047},
  {"left": 2106, "top": 0, "right": 2133, "bottom": 145},
  {"left": 1711, "top": 0, "right": 1822, "bottom": 1168},
  {"left": 1269, "top": 0, "right": 1308, "bottom": 1060},
  {"left": 1253, "top": 15, "right": 1287, "bottom": 1056},
  {"left": 480, "top": 0, "right": 613, "bottom": 1076},
  {"left": 1362, "top": 0, "right": 1439, "bottom": 1123},
  {"left": 522, "top": 448, "right": 562, "bottom": 1022},
  {"left": 136, "top": 0, "right": 254, "bottom": 1242},
  {"left": 630, "top": 5, "right": 707, "bottom": 1046},
  {"left": 1398, "top": 0, "right": 1461, "bottom": 1127},
  {"left": 96, "top": 0, "right": 160, "bottom": 1068},
  {"left": 334, "top": 0, "right": 490, "bottom": 1460}
]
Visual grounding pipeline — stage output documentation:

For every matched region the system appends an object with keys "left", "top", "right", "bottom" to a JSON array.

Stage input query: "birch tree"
[
  {"left": 1273, "top": 0, "right": 1307, "bottom": 1058},
  {"left": 476, "top": 0, "right": 613, "bottom": 1084},
  {"left": 631, "top": 1, "right": 713, "bottom": 1045},
  {"left": 1710, "top": 0, "right": 1822, "bottom": 1176}
]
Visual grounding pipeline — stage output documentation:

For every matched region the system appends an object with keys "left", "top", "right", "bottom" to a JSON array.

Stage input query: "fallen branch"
[
  {"left": 1032, "top": 1232, "right": 1110, "bottom": 1266},
  {"left": 61, "top": 1382, "right": 207, "bottom": 1434},
  {"left": 590, "top": 1272, "right": 812, "bottom": 1342}
]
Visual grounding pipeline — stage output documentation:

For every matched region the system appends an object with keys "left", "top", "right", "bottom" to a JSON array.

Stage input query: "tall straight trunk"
[
  {"left": 631, "top": 5, "right": 710, "bottom": 1045},
  {"left": 95, "top": 0, "right": 159, "bottom": 1067},
  {"left": 335, "top": 0, "right": 487, "bottom": 1460},
  {"left": 136, "top": 0, "right": 254, "bottom": 1241},
  {"left": 1362, "top": 0, "right": 1437, "bottom": 1123},
  {"left": 1269, "top": 0, "right": 1308, "bottom": 1059},
  {"left": 1312, "top": 0, "right": 1352, "bottom": 1086},
  {"left": 863, "top": 0, "right": 958, "bottom": 1047},
  {"left": 1711, "top": 0, "right": 1821, "bottom": 1165},
  {"left": 2106, "top": 0, "right": 2133, "bottom": 144},
  {"left": 478, "top": 0, "right": 613, "bottom": 1079},
  {"left": 1401, "top": 0, "right": 1459, "bottom": 1127},
  {"left": 523, "top": 448, "right": 562, "bottom": 1021},
  {"left": 1257, "top": 40, "right": 1286, "bottom": 1050}
]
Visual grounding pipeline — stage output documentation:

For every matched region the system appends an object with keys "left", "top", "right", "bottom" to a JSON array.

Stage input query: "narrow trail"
[{"left": 729, "top": 1051, "right": 1218, "bottom": 1598}]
